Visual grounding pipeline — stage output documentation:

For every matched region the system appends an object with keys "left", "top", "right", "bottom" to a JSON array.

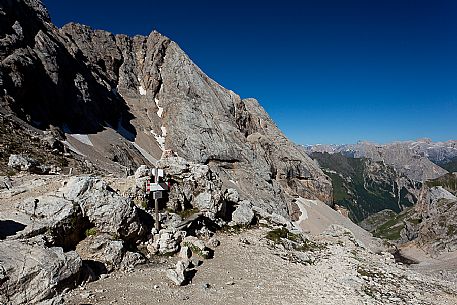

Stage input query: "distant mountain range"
[
  {"left": 306, "top": 140, "right": 457, "bottom": 256},
  {"left": 305, "top": 139, "right": 456, "bottom": 223},
  {"left": 305, "top": 139, "right": 457, "bottom": 181}
]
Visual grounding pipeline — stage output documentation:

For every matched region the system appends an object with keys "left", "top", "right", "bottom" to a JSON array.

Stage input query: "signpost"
[{"left": 145, "top": 167, "right": 169, "bottom": 231}]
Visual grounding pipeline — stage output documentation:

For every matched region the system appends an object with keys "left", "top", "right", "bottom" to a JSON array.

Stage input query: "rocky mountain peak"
[{"left": 0, "top": 0, "right": 332, "bottom": 217}]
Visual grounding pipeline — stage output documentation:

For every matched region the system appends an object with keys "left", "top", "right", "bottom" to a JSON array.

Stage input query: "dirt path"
[{"left": 64, "top": 227, "right": 457, "bottom": 305}]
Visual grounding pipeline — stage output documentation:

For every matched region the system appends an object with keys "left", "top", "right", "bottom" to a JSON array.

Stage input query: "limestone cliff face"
[
  {"left": 0, "top": 0, "right": 332, "bottom": 217},
  {"left": 394, "top": 174, "right": 457, "bottom": 254},
  {"left": 399, "top": 184, "right": 457, "bottom": 254}
]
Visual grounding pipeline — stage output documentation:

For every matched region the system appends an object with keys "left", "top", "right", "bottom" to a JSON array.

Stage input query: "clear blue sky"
[{"left": 43, "top": 0, "right": 457, "bottom": 144}]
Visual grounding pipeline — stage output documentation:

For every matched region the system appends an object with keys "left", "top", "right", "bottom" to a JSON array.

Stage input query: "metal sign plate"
[
  {"left": 149, "top": 182, "right": 168, "bottom": 191},
  {"left": 152, "top": 191, "right": 163, "bottom": 199}
]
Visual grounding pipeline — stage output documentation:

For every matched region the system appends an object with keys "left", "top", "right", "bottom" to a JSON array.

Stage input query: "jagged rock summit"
[{"left": 0, "top": 0, "right": 332, "bottom": 216}]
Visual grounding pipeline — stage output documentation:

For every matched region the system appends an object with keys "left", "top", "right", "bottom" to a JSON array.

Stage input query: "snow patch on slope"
[
  {"left": 294, "top": 197, "right": 319, "bottom": 226},
  {"left": 155, "top": 98, "right": 163, "bottom": 117},
  {"left": 69, "top": 134, "right": 93, "bottom": 146},
  {"left": 138, "top": 76, "right": 146, "bottom": 95},
  {"left": 139, "top": 85, "right": 146, "bottom": 96},
  {"left": 151, "top": 129, "right": 165, "bottom": 151}
]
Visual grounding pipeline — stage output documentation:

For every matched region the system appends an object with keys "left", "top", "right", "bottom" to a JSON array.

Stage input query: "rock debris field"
[{"left": 65, "top": 227, "right": 457, "bottom": 305}]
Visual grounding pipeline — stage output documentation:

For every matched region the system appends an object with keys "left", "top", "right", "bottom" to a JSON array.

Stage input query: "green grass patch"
[
  {"left": 266, "top": 227, "right": 302, "bottom": 244},
  {"left": 183, "top": 242, "right": 209, "bottom": 259},
  {"left": 85, "top": 227, "right": 97, "bottom": 237},
  {"left": 265, "top": 228, "right": 324, "bottom": 252},
  {"left": 427, "top": 173, "right": 457, "bottom": 194},
  {"left": 372, "top": 208, "right": 415, "bottom": 241},
  {"left": 176, "top": 207, "right": 199, "bottom": 219}
]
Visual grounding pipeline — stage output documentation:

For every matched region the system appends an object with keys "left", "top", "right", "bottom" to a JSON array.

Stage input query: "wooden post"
[{"left": 154, "top": 167, "right": 160, "bottom": 231}]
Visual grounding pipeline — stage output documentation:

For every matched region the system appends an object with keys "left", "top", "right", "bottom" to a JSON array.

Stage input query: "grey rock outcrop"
[
  {"left": 76, "top": 234, "right": 125, "bottom": 273},
  {"left": 231, "top": 200, "right": 255, "bottom": 225},
  {"left": 10, "top": 176, "right": 147, "bottom": 248},
  {"left": 8, "top": 154, "right": 38, "bottom": 171},
  {"left": 59, "top": 176, "right": 146, "bottom": 242},
  {"left": 15, "top": 194, "right": 88, "bottom": 249},
  {"left": 157, "top": 157, "right": 224, "bottom": 217},
  {"left": 77, "top": 236, "right": 145, "bottom": 274},
  {"left": 148, "top": 228, "right": 186, "bottom": 255},
  {"left": 400, "top": 186, "right": 457, "bottom": 253},
  {"left": 0, "top": 240, "right": 81, "bottom": 305},
  {"left": 7, "top": 154, "right": 51, "bottom": 174}
]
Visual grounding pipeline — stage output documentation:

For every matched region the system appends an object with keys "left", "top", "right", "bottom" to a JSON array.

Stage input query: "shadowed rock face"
[
  {"left": 0, "top": 0, "right": 332, "bottom": 217},
  {"left": 0, "top": 0, "right": 134, "bottom": 134}
]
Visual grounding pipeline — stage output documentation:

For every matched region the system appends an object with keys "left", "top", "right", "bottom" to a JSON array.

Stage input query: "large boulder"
[
  {"left": 157, "top": 157, "right": 224, "bottom": 217},
  {"left": 181, "top": 236, "right": 210, "bottom": 259},
  {"left": 7, "top": 154, "right": 50, "bottom": 174},
  {"left": 76, "top": 233, "right": 125, "bottom": 273},
  {"left": 166, "top": 260, "right": 187, "bottom": 286},
  {"left": 231, "top": 200, "right": 255, "bottom": 225},
  {"left": 15, "top": 195, "right": 88, "bottom": 249},
  {"left": 8, "top": 154, "right": 38, "bottom": 171},
  {"left": 59, "top": 176, "right": 146, "bottom": 242},
  {"left": 148, "top": 228, "right": 186, "bottom": 255},
  {"left": 0, "top": 240, "right": 81, "bottom": 305}
]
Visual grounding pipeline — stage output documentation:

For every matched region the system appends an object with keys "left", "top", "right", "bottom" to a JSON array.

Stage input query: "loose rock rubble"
[{"left": 63, "top": 224, "right": 457, "bottom": 305}]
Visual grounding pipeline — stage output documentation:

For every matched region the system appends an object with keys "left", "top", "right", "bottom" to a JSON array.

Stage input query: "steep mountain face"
[
  {"left": 404, "top": 174, "right": 457, "bottom": 254},
  {"left": 357, "top": 173, "right": 457, "bottom": 254},
  {"left": 437, "top": 156, "right": 457, "bottom": 173},
  {"left": 309, "top": 152, "right": 421, "bottom": 222},
  {"left": 0, "top": 0, "right": 332, "bottom": 217},
  {"left": 305, "top": 139, "right": 454, "bottom": 181}
]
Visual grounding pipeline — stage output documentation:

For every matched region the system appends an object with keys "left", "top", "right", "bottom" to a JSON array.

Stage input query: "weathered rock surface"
[
  {"left": 0, "top": 240, "right": 81, "bottom": 305},
  {"left": 7, "top": 154, "right": 52, "bottom": 174},
  {"left": 15, "top": 194, "right": 88, "bottom": 249},
  {"left": 8, "top": 154, "right": 38, "bottom": 171},
  {"left": 148, "top": 228, "right": 186, "bottom": 255},
  {"left": 157, "top": 157, "right": 224, "bottom": 217},
  {"left": 76, "top": 234, "right": 125, "bottom": 273},
  {"left": 166, "top": 260, "right": 187, "bottom": 286},
  {"left": 400, "top": 186, "right": 457, "bottom": 254},
  {"left": 231, "top": 200, "right": 255, "bottom": 225},
  {"left": 59, "top": 176, "right": 146, "bottom": 242}
]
